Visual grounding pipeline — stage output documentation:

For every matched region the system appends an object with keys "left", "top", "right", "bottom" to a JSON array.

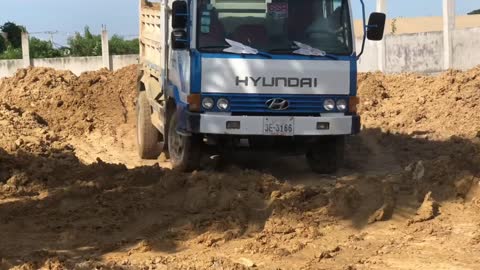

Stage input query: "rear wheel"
[
  {"left": 136, "top": 91, "right": 161, "bottom": 159},
  {"left": 167, "top": 110, "right": 202, "bottom": 172},
  {"left": 306, "top": 136, "right": 345, "bottom": 174}
]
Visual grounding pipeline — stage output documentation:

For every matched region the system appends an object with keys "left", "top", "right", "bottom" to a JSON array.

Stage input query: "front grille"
[{"left": 202, "top": 94, "right": 347, "bottom": 115}]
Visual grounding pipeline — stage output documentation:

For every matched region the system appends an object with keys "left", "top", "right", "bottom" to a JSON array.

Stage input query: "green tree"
[
  {"left": 0, "top": 34, "right": 6, "bottom": 53},
  {"left": 0, "top": 45, "right": 22, "bottom": 60},
  {"left": 110, "top": 35, "right": 139, "bottom": 55},
  {"left": 1, "top": 22, "right": 26, "bottom": 48},
  {"left": 68, "top": 27, "right": 139, "bottom": 56},
  {"left": 468, "top": 9, "right": 480, "bottom": 15},
  {"left": 68, "top": 26, "right": 102, "bottom": 56},
  {"left": 30, "top": 37, "right": 62, "bottom": 58},
  {"left": 391, "top": 18, "right": 398, "bottom": 35}
]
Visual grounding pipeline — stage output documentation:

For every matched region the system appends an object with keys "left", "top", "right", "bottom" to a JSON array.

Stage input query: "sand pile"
[
  {"left": 358, "top": 67, "right": 480, "bottom": 139},
  {"left": 0, "top": 65, "right": 137, "bottom": 137}
]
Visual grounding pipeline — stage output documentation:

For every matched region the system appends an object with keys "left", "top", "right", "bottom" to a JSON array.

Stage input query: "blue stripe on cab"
[{"left": 202, "top": 93, "right": 349, "bottom": 114}]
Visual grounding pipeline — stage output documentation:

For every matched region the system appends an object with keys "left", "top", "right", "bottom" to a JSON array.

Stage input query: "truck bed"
[{"left": 139, "top": 0, "right": 163, "bottom": 79}]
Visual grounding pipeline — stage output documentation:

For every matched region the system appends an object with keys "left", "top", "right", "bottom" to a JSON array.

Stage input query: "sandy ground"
[{"left": 0, "top": 65, "right": 479, "bottom": 270}]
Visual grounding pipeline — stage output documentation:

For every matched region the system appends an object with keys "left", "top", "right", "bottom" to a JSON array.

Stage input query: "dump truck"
[{"left": 137, "top": 0, "right": 385, "bottom": 172}]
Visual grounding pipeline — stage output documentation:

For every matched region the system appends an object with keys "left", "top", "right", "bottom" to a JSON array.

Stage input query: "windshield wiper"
[
  {"left": 223, "top": 39, "right": 272, "bottom": 59},
  {"left": 198, "top": 41, "right": 272, "bottom": 58}
]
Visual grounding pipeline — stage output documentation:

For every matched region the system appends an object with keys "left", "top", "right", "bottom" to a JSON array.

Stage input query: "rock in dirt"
[
  {"left": 368, "top": 183, "right": 396, "bottom": 224},
  {"left": 237, "top": 258, "right": 256, "bottom": 268},
  {"left": 454, "top": 173, "right": 476, "bottom": 199},
  {"left": 408, "top": 191, "right": 440, "bottom": 225},
  {"left": 412, "top": 161, "right": 425, "bottom": 182},
  {"left": 328, "top": 184, "right": 362, "bottom": 217},
  {"left": 316, "top": 246, "right": 341, "bottom": 261}
]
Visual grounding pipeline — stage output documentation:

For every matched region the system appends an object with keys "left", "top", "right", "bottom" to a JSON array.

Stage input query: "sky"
[{"left": 0, "top": 0, "right": 478, "bottom": 46}]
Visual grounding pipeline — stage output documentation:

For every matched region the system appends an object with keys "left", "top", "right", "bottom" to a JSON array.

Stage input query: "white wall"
[
  {"left": 0, "top": 59, "right": 25, "bottom": 78},
  {"left": 32, "top": 56, "right": 104, "bottom": 75},
  {"left": 452, "top": 28, "right": 480, "bottom": 70},
  {"left": 112, "top": 55, "right": 139, "bottom": 70},
  {"left": 357, "top": 27, "right": 480, "bottom": 73},
  {"left": 0, "top": 55, "right": 138, "bottom": 78},
  {"left": 356, "top": 39, "right": 379, "bottom": 72},
  {"left": 385, "top": 32, "right": 444, "bottom": 73}
]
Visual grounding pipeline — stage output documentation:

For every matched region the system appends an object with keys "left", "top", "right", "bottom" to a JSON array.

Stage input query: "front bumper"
[{"left": 185, "top": 112, "right": 360, "bottom": 136}]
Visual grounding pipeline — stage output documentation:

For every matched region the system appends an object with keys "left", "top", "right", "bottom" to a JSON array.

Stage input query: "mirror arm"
[{"left": 357, "top": 0, "right": 367, "bottom": 60}]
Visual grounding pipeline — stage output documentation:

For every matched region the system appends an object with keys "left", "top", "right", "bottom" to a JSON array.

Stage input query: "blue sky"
[{"left": 0, "top": 0, "right": 478, "bottom": 45}]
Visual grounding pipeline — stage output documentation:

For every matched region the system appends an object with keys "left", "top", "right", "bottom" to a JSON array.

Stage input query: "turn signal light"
[
  {"left": 349, "top": 97, "right": 360, "bottom": 113},
  {"left": 187, "top": 94, "right": 201, "bottom": 112}
]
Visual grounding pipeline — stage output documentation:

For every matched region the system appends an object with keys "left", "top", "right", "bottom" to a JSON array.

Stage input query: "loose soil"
[{"left": 0, "top": 65, "right": 479, "bottom": 270}]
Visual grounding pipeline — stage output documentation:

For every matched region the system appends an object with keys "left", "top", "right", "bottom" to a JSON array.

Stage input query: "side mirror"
[
  {"left": 171, "top": 30, "right": 188, "bottom": 50},
  {"left": 172, "top": 1, "right": 188, "bottom": 29},
  {"left": 367, "top": 12, "right": 386, "bottom": 41}
]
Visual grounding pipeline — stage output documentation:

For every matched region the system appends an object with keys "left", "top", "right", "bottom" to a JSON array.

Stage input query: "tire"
[
  {"left": 136, "top": 91, "right": 161, "bottom": 159},
  {"left": 306, "top": 136, "right": 345, "bottom": 174},
  {"left": 137, "top": 68, "right": 144, "bottom": 92},
  {"left": 167, "top": 110, "right": 202, "bottom": 172}
]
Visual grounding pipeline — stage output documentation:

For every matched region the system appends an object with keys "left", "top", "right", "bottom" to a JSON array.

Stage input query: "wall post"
[
  {"left": 443, "top": 0, "right": 455, "bottom": 70},
  {"left": 21, "top": 32, "right": 31, "bottom": 67},
  {"left": 101, "top": 26, "right": 112, "bottom": 70},
  {"left": 376, "top": 0, "right": 387, "bottom": 72}
]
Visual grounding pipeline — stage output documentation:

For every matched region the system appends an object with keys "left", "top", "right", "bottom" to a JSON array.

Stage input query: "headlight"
[
  {"left": 323, "top": 99, "right": 335, "bottom": 111},
  {"left": 202, "top": 97, "right": 214, "bottom": 110},
  {"left": 217, "top": 98, "right": 230, "bottom": 111},
  {"left": 336, "top": 99, "right": 347, "bottom": 111}
]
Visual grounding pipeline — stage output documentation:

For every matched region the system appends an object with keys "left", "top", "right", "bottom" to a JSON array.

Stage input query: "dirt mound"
[
  {"left": 0, "top": 65, "right": 137, "bottom": 137},
  {"left": 358, "top": 67, "right": 480, "bottom": 205},
  {"left": 1, "top": 65, "right": 480, "bottom": 269},
  {"left": 358, "top": 66, "right": 480, "bottom": 139},
  {"left": 0, "top": 146, "right": 360, "bottom": 269}
]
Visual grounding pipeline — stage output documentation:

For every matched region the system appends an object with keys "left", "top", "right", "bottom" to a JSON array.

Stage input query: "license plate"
[{"left": 263, "top": 117, "right": 294, "bottom": 136}]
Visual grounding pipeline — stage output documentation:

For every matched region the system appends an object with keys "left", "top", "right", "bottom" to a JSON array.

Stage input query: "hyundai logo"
[{"left": 266, "top": 98, "right": 290, "bottom": 111}]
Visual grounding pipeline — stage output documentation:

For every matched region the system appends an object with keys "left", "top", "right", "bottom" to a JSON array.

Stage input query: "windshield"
[{"left": 196, "top": 0, "right": 353, "bottom": 55}]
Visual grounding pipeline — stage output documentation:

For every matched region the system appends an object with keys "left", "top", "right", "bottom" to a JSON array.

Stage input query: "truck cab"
[{"left": 137, "top": 0, "right": 385, "bottom": 172}]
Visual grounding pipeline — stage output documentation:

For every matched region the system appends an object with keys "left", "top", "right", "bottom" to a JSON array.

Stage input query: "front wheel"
[
  {"left": 306, "top": 136, "right": 345, "bottom": 174},
  {"left": 167, "top": 110, "right": 202, "bottom": 172}
]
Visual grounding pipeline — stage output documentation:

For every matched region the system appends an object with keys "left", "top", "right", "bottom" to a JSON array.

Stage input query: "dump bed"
[{"left": 139, "top": 0, "right": 165, "bottom": 79}]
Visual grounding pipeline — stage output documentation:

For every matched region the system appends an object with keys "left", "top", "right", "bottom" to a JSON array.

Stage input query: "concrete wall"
[
  {"left": 0, "top": 55, "right": 138, "bottom": 78},
  {"left": 0, "top": 29, "right": 139, "bottom": 78},
  {"left": 32, "top": 56, "right": 103, "bottom": 75},
  {"left": 354, "top": 14, "right": 480, "bottom": 38},
  {"left": 453, "top": 28, "right": 480, "bottom": 70},
  {"left": 0, "top": 59, "right": 24, "bottom": 78},
  {"left": 385, "top": 31, "right": 444, "bottom": 73},
  {"left": 112, "top": 55, "right": 139, "bottom": 71},
  {"left": 356, "top": 27, "right": 480, "bottom": 73},
  {"left": 356, "top": 39, "right": 379, "bottom": 72}
]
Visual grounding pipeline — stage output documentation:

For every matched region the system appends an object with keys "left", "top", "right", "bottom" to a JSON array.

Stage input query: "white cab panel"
[{"left": 201, "top": 58, "right": 350, "bottom": 95}]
